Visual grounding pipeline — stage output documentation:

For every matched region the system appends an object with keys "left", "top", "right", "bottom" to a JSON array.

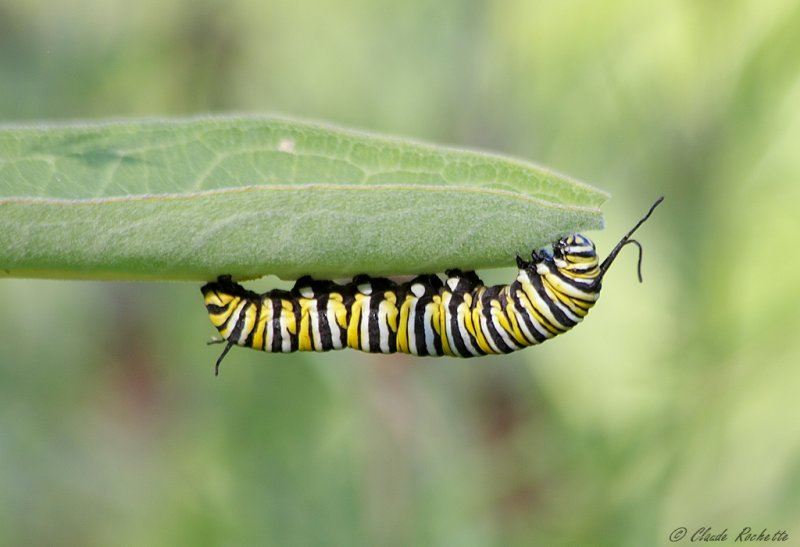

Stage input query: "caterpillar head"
[
  {"left": 516, "top": 233, "right": 599, "bottom": 280},
  {"left": 552, "top": 234, "right": 600, "bottom": 277}
]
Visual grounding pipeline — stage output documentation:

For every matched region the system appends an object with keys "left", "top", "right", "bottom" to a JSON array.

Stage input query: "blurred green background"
[{"left": 2, "top": 1, "right": 799, "bottom": 545}]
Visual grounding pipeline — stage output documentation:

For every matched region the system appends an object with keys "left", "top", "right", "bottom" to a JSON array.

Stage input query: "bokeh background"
[{"left": 2, "top": 1, "right": 799, "bottom": 545}]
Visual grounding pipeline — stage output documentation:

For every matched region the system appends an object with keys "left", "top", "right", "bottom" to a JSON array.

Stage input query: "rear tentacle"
[{"left": 214, "top": 340, "right": 235, "bottom": 377}]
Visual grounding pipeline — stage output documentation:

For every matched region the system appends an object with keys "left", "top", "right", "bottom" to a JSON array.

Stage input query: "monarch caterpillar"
[{"left": 202, "top": 197, "right": 663, "bottom": 375}]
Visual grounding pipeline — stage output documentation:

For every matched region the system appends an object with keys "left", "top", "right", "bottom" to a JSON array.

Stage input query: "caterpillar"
[{"left": 202, "top": 197, "right": 663, "bottom": 375}]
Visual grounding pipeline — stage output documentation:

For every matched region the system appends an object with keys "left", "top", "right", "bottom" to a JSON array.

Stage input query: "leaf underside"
[{"left": 0, "top": 116, "right": 608, "bottom": 281}]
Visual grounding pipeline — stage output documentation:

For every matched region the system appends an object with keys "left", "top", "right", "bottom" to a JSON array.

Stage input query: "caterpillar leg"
[
  {"left": 291, "top": 275, "right": 341, "bottom": 297},
  {"left": 445, "top": 269, "right": 483, "bottom": 291},
  {"left": 408, "top": 274, "right": 443, "bottom": 290}
]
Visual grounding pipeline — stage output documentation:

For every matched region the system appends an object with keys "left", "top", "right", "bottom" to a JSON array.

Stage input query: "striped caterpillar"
[{"left": 202, "top": 197, "right": 662, "bottom": 374}]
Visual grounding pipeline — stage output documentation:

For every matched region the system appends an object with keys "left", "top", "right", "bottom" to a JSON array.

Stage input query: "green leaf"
[{"left": 0, "top": 116, "right": 608, "bottom": 281}]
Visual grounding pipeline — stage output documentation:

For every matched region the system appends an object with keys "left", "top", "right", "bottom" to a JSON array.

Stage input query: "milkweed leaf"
[{"left": 0, "top": 116, "right": 608, "bottom": 281}]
